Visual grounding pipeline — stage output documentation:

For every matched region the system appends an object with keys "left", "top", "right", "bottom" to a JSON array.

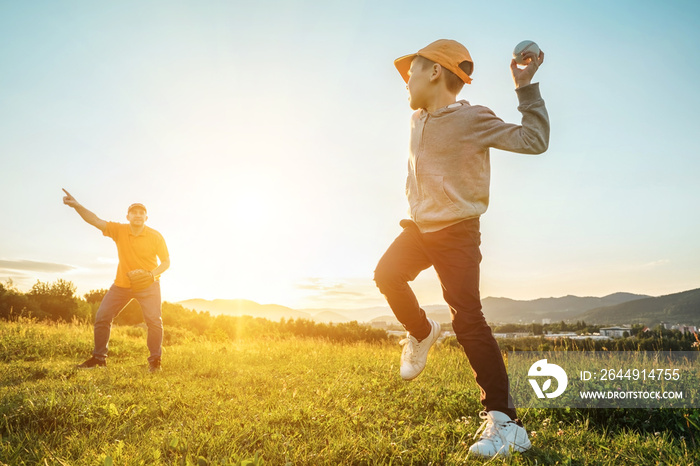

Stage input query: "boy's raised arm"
[{"left": 62, "top": 188, "right": 107, "bottom": 232}]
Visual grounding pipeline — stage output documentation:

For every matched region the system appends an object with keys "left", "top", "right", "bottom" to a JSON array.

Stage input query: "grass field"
[{"left": 1, "top": 319, "right": 698, "bottom": 465}]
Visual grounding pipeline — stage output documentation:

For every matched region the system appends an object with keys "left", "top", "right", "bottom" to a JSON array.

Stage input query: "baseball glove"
[{"left": 127, "top": 269, "right": 154, "bottom": 291}]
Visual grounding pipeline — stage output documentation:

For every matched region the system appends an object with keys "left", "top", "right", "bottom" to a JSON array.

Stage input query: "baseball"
[{"left": 513, "top": 40, "right": 540, "bottom": 65}]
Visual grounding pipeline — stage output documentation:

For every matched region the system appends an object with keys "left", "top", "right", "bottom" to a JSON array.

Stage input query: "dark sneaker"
[
  {"left": 148, "top": 358, "right": 161, "bottom": 372},
  {"left": 77, "top": 356, "right": 106, "bottom": 369}
]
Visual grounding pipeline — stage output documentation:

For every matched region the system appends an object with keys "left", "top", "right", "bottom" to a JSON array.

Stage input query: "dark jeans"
[
  {"left": 374, "top": 218, "right": 516, "bottom": 420},
  {"left": 93, "top": 282, "right": 163, "bottom": 363}
]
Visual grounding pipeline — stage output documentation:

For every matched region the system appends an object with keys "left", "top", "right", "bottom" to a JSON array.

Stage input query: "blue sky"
[{"left": 1, "top": 0, "right": 699, "bottom": 308}]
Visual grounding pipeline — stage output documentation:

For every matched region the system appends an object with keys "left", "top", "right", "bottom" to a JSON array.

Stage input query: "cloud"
[
  {"left": 294, "top": 277, "right": 383, "bottom": 309},
  {"left": 321, "top": 289, "right": 364, "bottom": 297},
  {"left": 639, "top": 259, "right": 671, "bottom": 270},
  {"left": 295, "top": 278, "right": 363, "bottom": 295},
  {"left": 295, "top": 277, "right": 335, "bottom": 291},
  {"left": 0, "top": 259, "right": 76, "bottom": 274}
]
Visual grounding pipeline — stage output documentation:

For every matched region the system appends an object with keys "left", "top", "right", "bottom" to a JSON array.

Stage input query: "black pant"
[{"left": 374, "top": 217, "right": 516, "bottom": 419}]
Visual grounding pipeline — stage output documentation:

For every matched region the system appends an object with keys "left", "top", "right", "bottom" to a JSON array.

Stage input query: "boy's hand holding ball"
[
  {"left": 511, "top": 40, "right": 544, "bottom": 89},
  {"left": 513, "top": 40, "right": 541, "bottom": 66}
]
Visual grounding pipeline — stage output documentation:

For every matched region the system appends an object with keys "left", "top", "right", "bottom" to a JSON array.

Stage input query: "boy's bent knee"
[
  {"left": 373, "top": 264, "right": 397, "bottom": 290},
  {"left": 374, "top": 267, "right": 412, "bottom": 296}
]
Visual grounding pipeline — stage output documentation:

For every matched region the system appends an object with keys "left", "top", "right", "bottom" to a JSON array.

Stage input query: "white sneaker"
[
  {"left": 399, "top": 318, "right": 441, "bottom": 380},
  {"left": 468, "top": 410, "right": 531, "bottom": 458}
]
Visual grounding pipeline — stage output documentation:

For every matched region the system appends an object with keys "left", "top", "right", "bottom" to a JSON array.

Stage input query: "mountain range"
[{"left": 177, "top": 288, "right": 700, "bottom": 327}]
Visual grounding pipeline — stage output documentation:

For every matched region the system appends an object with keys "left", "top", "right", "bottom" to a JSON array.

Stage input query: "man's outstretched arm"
[{"left": 62, "top": 188, "right": 107, "bottom": 232}]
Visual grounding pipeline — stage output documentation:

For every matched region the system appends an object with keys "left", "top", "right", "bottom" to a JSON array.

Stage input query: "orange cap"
[
  {"left": 394, "top": 39, "right": 474, "bottom": 85},
  {"left": 128, "top": 203, "right": 147, "bottom": 213}
]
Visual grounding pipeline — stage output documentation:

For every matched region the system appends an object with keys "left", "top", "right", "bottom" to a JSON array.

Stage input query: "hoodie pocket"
[{"left": 415, "top": 175, "right": 462, "bottom": 223}]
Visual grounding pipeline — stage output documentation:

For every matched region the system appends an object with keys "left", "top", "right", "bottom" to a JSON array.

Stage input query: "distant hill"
[
  {"left": 480, "top": 292, "right": 649, "bottom": 323},
  {"left": 370, "top": 315, "right": 399, "bottom": 325},
  {"left": 579, "top": 288, "right": 700, "bottom": 326},
  {"left": 178, "top": 288, "right": 699, "bottom": 327},
  {"left": 178, "top": 299, "right": 311, "bottom": 321},
  {"left": 179, "top": 299, "right": 361, "bottom": 323},
  {"left": 297, "top": 306, "right": 391, "bottom": 323},
  {"left": 312, "top": 311, "right": 352, "bottom": 324}
]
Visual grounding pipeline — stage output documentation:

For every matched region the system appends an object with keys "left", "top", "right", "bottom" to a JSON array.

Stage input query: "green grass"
[{"left": 1, "top": 320, "right": 698, "bottom": 465}]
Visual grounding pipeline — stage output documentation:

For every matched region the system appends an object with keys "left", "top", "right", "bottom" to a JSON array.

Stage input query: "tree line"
[
  {"left": 486, "top": 321, "right": 700, "bottom": 351},
  {"left": 0, "top": 279, "right": 388, "bottom": 344}
]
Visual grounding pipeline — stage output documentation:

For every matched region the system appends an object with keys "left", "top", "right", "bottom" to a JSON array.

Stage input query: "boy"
[
  {"left": 63, "top": 189, "right": 170, "bottom": 372},
  {"left": 374, "top": 39, "right": 549, "bottom": 457}
]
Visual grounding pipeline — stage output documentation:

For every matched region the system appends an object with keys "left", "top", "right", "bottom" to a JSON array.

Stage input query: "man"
[{"left": 63, "top": 189, "right": 170, "bottom": 372}]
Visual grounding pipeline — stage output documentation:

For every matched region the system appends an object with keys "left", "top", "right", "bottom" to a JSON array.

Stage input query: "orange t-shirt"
[{"left": 103, "top": 222, "right": 169, "bottom": 288}]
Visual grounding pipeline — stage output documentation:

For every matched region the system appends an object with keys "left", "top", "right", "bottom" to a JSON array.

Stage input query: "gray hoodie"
[{"left": 406, "top": 82, "right": 550, "bottom": 233}]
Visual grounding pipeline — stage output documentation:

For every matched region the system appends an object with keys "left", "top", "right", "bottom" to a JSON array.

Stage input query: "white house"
[{"left": 599, "top": 327, "right": 632, "bottom": 338}]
